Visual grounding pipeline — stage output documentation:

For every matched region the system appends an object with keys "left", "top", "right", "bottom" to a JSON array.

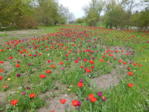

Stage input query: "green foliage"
[
  {"left": 84, "top": 0, "right": 104, "bottom": 26},
  {"left": 131, "top": 9, "right": 149, "bottom": 30},
  {"left": 104, "top": 0, "right": 130, "bottom": 29},
  {"left": 0, "top": 0, "right": 70, "bottom": 30},
  {"left": 0, "top": 0, "right": 37, "bottom": 29}
]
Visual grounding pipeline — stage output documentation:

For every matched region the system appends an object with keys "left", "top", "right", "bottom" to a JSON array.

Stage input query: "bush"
[{"left": 16, "top": 16, "right": 38, "bottom": 29}]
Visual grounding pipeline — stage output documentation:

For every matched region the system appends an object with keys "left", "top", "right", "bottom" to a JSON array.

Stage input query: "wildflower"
[
  {"left": 72, "top": 100, "right": 81, "bottom": 107},
  {"left": 123, "top": 62, "right": 127, "bottom": 65},
  {"left": 97, "top": 92, "right": 103, "bottom": 96},
  {"left": 61, "top": 67, "right": 65, "bottom": 70},
  {"left": 128, "top": 71, "right": 133, "bottom": 76},
  {"left": 127, "top": 83, "right": 134, "bottom": 88},
  {"left": 80, "top": 66, "right": 84, "bottom": 68},
  {"left": 99, "top": 59, "right": 104, "bottom": 62},
  {"left": 127, "top": 67, "right": 131, "bottom": 70},
  {"left": 3, "top": 85, "right": 9, "bottom": 89},
  {"left": 74, "top": 60, "right": 79, "bottom": 63},
  {"left": 7, "top": 78, "right": 11, "bottom": 81},
  {"left": 59, "top": 99, "right": 67, "bottom": 104},
  {"left": 0, "top": 76, "right": 3, "bottom": 80},
  {"left": 16, "top": 74, "right": 21, "bottom": 77},
  {"left": 77, "top": 82, "right": 84, "bottom": 88},
  {"left": 88, "top": 94, "right": 95, "bottom": 99},
  {"left": 91, "top": 66, "right": 94, "bottom": 69},
  {"left": 8, "top": 56, "right": 13, "bottom": 59},
  {"left": 59, "top": 61, "right": 64, "bottom": 65},
  {"left": 0, "top": 61, "right": 4, "bottom": 64},
  {"left": 48, "top": 60, "right": 52, "bottom": 63},
  {"left": 83, "top": 59, "right": 88, "bottom": 62},
  {"left": 101, "top": 96, "right": 107, "bottom": 101},
  {"left": 89, "top": 60, "right": 94, "bottom": 64},
  {"left": 85, "top": 68, "right": 92, "bottom": 73},
  {"left": 50, "top": 64, "right": 56, "bottom": 68},
  {"left": 15, "top": 64, "right": 20, "bottom": 68},
  {"left": 45, "top": 69, "right": 52, "bottom": 74},
  {"left": 0, "top": 68, "right": 4, "bottom": 73},
  {"left": 118, "top": 59, "right": 123, "bottom": 63},
  {"left": 29, "top": 93, "right": 36, "bottom": 99},
  {"left": 39, "top": 74, "right": 46, "bottom": 78},
  {"left": 21, "top": 91, "right": 26, "bottom": 95},
  {"left": 90, "top": 97, "right": 97, "bottom": 103},
  {"left": 10, "top": 99, "right": 19, "bottom": 106}
]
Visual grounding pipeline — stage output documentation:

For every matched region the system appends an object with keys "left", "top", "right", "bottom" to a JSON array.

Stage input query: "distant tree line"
[
  {"left": 76, "top": 0, "right": 149, "bottom": 31},
  {"left": 0, "top": 0, "right": 73, "bottom": 30}
]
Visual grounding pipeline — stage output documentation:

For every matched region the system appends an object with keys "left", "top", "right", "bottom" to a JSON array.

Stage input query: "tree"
[
  {"left": 104, "top": 0, "right": 130, "bottom": 29},
  {"left": 36, "top": 0, "right": 60, "bottom": 25},
  {"left": 84, "top": 0, "right": 104, "bottom": 26},
  {"left": 131, "top": 9, "right": 149, "bottom": 30},
  {"left": 36, "top": 0, "right": 70, "bottom": 25},
  {"left": 0, "top": 0, "right": 37, "bottom": 29},
  {"left": 58, "top": 5, "right": 75, "bottom": 24}
]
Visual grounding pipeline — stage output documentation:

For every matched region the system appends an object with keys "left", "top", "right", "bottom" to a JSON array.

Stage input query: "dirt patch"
[
  {"left": 38, "top": 82, "right": 77, "bottom": 112},
  {"left": 0, "top": 92, "right": 7, "bottom": 106},
  {"left": 2, "top": 61, "right": 13, "bottom": 74},
  {"left": 90, "top": 65, "right": 127, "bottom": 90},
  {"left": 38, "top": 94, "right": 77, "bottom": 112}
]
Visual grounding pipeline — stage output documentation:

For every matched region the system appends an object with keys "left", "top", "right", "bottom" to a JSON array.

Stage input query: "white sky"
[
  {"left": 57, "top": 0, "right": 148, "bottom": 19},
  {"left": 58, "top": 0, "right": 91, "bottom": 19}
]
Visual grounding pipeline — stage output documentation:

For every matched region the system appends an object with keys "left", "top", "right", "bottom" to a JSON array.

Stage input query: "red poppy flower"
[
  {"left": 89, "top": 60, "right": 94, "bottom": 64},
  {"left": 29, "top": 93, "right": 36, "bottom": 98},
  {"left": 15, "top": 64, "right": 20, "bottom": 68},
  {"left": 83, "top": 59, "right": 88, "bottom": 62},
  {"left": 118, "top": 59, "right": 123, "bottom": 63},
  {"left": 59, "top": 61, "right": 64, "bottom": 65},
  {"left": 65, "top": 54, "right": 69, "bottom": 57},
  {"left": 0, "top": 69, "right": 4, "bottom": 73},
  {"left": 45, "top": 69, "right": 52, "bottom": 74},
  {"left": 48, "top": 60, "right": 52, "bottom": 63},
  {"left": 39, "top": 74, "right": 46, "bottom": 78},
  {"left": 80, "top": 66, "right": 84, "bottom": 68},
  {"left": 90, "top": 97, "right": 97, "bottom": 103},
  {"left": 99, "top": 59, "right": 104, "bottom": 62},
  {"left": 127, "top": 83, "right": 134, "bottom": 88},
  {"left": 108, "top": 54, "right": 113, "bottom": 57},
  {"left": 128, "top": 72, "right": 133, "bottom": 76},
  {"left": 0, "top": 76, "right": 3, "bottom": 80},
  {"left": 123, "top": 62, "right": 127, "bottom": 65},
  {"left": 88, "top": 94, "right": 94, "bottom": 99},
  {"left": 74, "top": 60, "right": 79, "bottom": 63},
  {"left": 0, "top": 61, "right": 4, "bottom": 64},
  {"left": 8, "top": 56, "right": 13, "bottom": 59},
  {"left": 50, "top": 64, "right": 56, "bottom": 69},
  {"left": 72, "top": 100, "right": 81, "bottom": 107},
  {"left": 91, "top": 66, "right": 94, "bottom": 69},
  {"left": 0, "top": 49, "right": 4, "bottom": 52},
  {"left": 132, "top": 63, "right": 137, "bottom": 66},
  {"left": 59, "top": 99, "right": 67, "bottom": 104},
  {"left": 77, "top": 82, "right": 84, "bottom": 88},
  {"left": 127, "top": 67, "right": 131, "bottom": 70},
  {"left": 10, "top": 99, "right": 19, "bottom": 106},
  {"left": 85, "top": 68, "right": 92, "bottom": 73}
]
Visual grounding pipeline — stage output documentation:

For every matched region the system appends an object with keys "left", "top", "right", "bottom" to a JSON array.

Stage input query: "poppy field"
[{"left": 0, "top": 25, "right": 149, "bottom": 112}]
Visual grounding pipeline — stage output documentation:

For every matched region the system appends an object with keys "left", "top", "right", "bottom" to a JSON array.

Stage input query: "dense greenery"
[
  {"left": 0, "top": 0, "right": 71, "bottom": 30},
  {"left": 76, "top": 0, "right": 149, "bottom": 30}
]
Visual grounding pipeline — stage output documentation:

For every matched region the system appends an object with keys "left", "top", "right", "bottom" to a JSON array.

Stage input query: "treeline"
[
  {"left": 76, "top": 0, "right": 149, "bottom": 31},
  {"left": 0, "top": 0, "right": 72, "bottom": 30}
]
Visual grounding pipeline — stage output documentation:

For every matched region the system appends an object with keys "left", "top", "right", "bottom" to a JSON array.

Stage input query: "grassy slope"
[
  {"left": 99, "top": 30, "right": 149, "bottom": 112},
  {"left": 0, "top": 25, "right": 149, "bottom": 112}
]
